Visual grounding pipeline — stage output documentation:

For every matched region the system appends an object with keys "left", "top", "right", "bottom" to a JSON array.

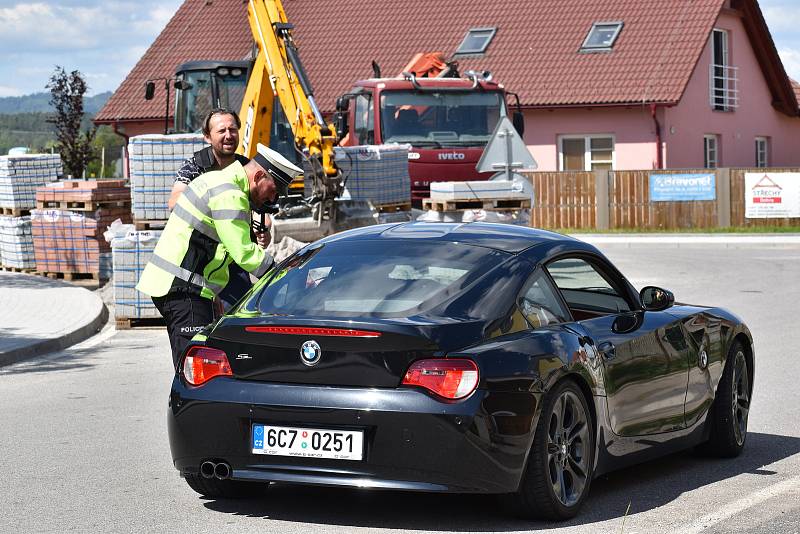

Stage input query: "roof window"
[
  {"left": 454, "top": 27, "right": 497, "bottom": 56},
  {"left": 581, "top": 22, "right": 623, "bottom": 52}
]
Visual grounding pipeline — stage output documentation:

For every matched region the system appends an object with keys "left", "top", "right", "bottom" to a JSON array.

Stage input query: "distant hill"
[{"left": 0, "top": 91, "right": 112, "bottom": 114}]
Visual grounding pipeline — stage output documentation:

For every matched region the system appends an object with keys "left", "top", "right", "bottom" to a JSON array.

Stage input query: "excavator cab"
[{"left": 172, "top": 60, "right": 251, "bottom": 134}]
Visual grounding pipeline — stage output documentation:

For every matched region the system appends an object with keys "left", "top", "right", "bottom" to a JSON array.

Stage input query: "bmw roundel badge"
[{"left": 300, "top": 340, "right": 322, "bottom": 366}]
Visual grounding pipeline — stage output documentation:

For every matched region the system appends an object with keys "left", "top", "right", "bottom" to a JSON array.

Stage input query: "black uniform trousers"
[{"left": 152, "top": 292, "right": 215, "bottom": 368}]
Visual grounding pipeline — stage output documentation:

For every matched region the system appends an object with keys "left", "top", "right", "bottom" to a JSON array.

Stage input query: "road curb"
[
  {"left": 571, "top": 234, "right": 800, "bottom": 247},
  {"left": 0, "top": 298, "right": 109, "bottom": 369}
]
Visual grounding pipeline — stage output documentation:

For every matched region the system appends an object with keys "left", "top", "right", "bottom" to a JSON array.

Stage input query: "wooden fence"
[{"left": 524, "top": 168, "right": 800, "bottom": 230}]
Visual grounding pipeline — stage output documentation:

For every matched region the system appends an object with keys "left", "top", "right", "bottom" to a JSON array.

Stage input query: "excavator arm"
[{"left": 238, "top": 0, "right": 340, "bottom": 193}]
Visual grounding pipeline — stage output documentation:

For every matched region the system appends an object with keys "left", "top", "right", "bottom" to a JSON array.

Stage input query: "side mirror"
[
  {"left": 173, "top": 79, "right": 193, "bottom": 91},
  {"left": 335, "top": 96, "right": 351, "bottom": 112},
  {"left": 512, "top": 111, "right": 525, "bottom": 137},
  {"left": 144, "top": 81, "right": 156, "bottom": 100},
  {"left": 640, "top": 286, "right": 674, "bottom": 311},
  {"left": 333, "top": 111, "right": 349, "bottom": 143}
]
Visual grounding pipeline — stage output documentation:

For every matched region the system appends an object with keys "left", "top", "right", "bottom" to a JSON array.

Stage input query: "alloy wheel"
[
  {"left": 732, "top": 350, "right": 750, "bottom": 446},
  {"left": 546, "top": 390, "right": 590, "bottom": 506}
]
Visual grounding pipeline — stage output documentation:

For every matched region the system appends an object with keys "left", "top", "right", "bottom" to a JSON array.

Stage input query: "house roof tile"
[
  {"left": 96, "top": 0, "right": 798, "bottom": 123},
  {"left": 96, "top": 0, "right": 250, "bottom": 123}
]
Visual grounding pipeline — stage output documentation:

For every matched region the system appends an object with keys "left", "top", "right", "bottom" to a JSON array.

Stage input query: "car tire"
[
  {"left": 698, "top": 341, "right": 750, "bottom": 458},
  {"left": 183, "top": 473, "right": 268, "bottom": 499},
  {"left": 511, "top": 379, "right": 595, "bottom": 520}
]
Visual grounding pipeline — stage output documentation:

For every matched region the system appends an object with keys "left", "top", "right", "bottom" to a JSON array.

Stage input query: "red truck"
[{"left": 334, "top": 62, "right": 524, "bottom": 205}]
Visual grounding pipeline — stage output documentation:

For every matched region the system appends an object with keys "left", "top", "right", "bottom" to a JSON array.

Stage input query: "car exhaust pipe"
[
  {"left": 214, "top": 462, "right": 231, "bottom": 480},
  {"left": 200, "top": 461, "right": 216, "bottom": 479}
]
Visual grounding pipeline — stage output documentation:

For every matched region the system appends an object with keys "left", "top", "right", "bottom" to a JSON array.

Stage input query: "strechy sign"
[{"left": 745, "top": 173, "right": 800, "bottom": 218}]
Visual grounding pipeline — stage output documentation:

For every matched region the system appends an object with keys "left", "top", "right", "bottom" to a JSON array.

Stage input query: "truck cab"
[{"left": 337, "top": 73, "right": 522, "bottom": 204}]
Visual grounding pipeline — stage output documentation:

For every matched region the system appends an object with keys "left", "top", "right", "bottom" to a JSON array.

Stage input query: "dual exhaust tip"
[{"left": 200, "top": 460, "right": 231, "bottom": 480}]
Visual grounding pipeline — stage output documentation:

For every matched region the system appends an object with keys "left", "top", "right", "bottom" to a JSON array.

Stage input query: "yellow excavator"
[
  {"left": 236, "top": 0, "right": 373, "bottom": 241},
  {"left": 151, "top": 0, "right": 523, "bottom": 239}
]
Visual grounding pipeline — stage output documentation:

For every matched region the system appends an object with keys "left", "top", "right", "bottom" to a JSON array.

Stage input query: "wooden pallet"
[
  {"left": 115, "top": 317, "right": 166, "bottom": 330},
  {"left": 0, "top": 265, "right": 35, "bottom": 273},
  {"left": 35, "top": 271, "right": 104, "bottom": 281},
  {"left": 35, "top": 200, "right": 131, "bottom": 212},
  {"left": 0, "top": 207, "right": 32, "bottom": 217},
  {"left": 376, "top": 202, "right": 412, "bottom": 213},
  {"left": 134, "top": 220, "right": 168, "bottom": 230},
  {"left": 422, "top": 198, "right": 531, "bottom": 212}
]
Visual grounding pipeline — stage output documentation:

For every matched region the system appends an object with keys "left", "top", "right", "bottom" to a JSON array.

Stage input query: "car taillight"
[
  {"left": 401, "top": 359, "right": 479, "bottom": 400},
  {"left": 182, "top": 346, "right": 232, "bottom": 386}
]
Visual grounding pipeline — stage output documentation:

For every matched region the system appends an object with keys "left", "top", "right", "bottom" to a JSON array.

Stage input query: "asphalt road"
[{"left": 1, "top": 242, "right": 799, "bottom": 534}]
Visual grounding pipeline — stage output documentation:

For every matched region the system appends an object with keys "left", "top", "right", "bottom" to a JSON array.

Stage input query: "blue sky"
[{"left": 0, "top": 0, "right": 798, "bottom": 98}]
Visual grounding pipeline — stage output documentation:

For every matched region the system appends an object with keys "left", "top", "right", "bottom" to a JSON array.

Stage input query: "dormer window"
[
  {"left": 581, "top": 22, "right": 623, "bottom": 52},
  {"left": 454, "top": 27, "right": 497, "bottom": 56}
]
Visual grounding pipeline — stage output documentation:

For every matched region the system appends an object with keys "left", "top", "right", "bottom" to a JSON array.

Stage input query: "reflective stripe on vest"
[
  {"left": 211, "top": 209, "right": 249, "bottom": 221},
  {"left": 171, "top": 203, "right": 219, "bottom": 242},
  {"left": 149, "top": 253, "right": 225, "bottom": 294},
  {"left": 183, "top": 182, "right": 240, "bottom": 213}
]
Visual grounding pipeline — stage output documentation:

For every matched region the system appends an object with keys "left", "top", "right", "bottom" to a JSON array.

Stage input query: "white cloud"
[
  {"left": 0, "top": 0, "right": 183, "bottom": 95},
  {"left": 0, "top": 2, "right": 181, "bottom": 51},
  {"left": 761, "top": 5, "right": 800, "bottom": 34},
  {"left": 778, "top": 48, "right": 800, "bottom": 82},
  {"left": 0, "top": 85, "right": 23, "bottom": 97}
]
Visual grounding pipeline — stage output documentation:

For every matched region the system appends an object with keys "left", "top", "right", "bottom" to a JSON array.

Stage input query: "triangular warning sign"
[
  {"left": 753, "top": 174, "right": 782, "bottom": 190},
  {"left": 476, "top": 116, "right": 537, "bottom": 173}
]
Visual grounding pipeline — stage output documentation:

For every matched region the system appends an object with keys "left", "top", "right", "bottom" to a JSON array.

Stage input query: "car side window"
[
  {"left": 545, "top": 257, "right": 631, "bottom": 319},
  {"left": 518, "top": 269, "right": 570, "bottom": 328}
]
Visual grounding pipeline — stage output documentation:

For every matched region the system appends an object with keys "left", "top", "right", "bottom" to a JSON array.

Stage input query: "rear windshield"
[{"left": 248, "top": 240, "right": 504, "bottom": 317}]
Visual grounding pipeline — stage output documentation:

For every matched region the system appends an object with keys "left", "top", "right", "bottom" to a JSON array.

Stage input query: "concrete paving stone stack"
[
  {"left": 0, "top": 215, "right": 35, "bottom": 269},
  {"left": 128, "top": 134, "right": 206, "bottom": 222},
  {"left": 0, "top": 153, "right": 62, "bottom": 212},
  {"left": 111, "top": 229, "right": 162, "bottom": 320},
  {"left": 31, "top": 180, "right": 131, "bottom": 279},
  {"left": 429, "top": 180, "right": 529, "bottom": 201},
  {"left": 304, "top": 144, "right": 411, "bottom": 206}
]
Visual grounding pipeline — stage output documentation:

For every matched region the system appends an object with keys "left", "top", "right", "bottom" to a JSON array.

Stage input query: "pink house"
[
  {"left": 97, "top": 0, "right": 800, "bottom": 171},
  {"left": 521, "top": 0, "right": 800, "bottom": 171}
]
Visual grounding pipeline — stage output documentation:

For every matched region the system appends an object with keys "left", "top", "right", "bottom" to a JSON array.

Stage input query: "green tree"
[
  {"left": 85, "top": 125, "right": 125, "bottom": 178},
  {"left": 46, "top": 67, "right": 97, "bottom": 178}
]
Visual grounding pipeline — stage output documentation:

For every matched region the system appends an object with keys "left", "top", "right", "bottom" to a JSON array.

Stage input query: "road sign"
[{"left": 476, "top": 116, "right": 537, "bottom": 174}]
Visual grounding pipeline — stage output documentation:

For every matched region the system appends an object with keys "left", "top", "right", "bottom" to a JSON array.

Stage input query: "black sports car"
[{"left": 168, "top": 222, "right": 753, "bottom": 519}]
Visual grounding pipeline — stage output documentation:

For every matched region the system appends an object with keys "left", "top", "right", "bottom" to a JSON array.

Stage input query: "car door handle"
[{"left": 598, "top": 342, "right": 616, "bottom": 360}]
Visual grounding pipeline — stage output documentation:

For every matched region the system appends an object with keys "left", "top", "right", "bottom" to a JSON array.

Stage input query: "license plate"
[{"left": 251, "top": 424, "right": 364, "bottom": 461}]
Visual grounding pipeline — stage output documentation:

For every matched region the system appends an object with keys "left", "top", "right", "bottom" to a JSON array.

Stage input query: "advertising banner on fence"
[
  {"left": 649, "top": 173, "right": 716, "bottom": 202},
  {"left": 745, "top": 173, "right": 800, "bottom": 218}
]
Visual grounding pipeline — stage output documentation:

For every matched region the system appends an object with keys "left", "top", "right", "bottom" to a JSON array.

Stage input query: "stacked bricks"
[
  {"left": 128, "top": 134, "right": 206, "bottom": 222},
  {"left": 31, "top": 180, "right": 131, "bottom": 279},
  {"left": 323, "top": 144, "right": 411, "bottom": 206},
  {"left": 0, "top": 216, "right": 34, "bottom": 269},
  {"left": 0, "top": 153, "right": 62, "bottom": 213},
  {"left": 0, "top": 153, "right": 62, "bottom": 269},
  {"left": 111, "top": 229, "right": 162, "bottom": 321}
]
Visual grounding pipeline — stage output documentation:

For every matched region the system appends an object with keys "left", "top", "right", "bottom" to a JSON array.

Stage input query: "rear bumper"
[{"left": 168, "top": 377, "right": 540, "bottom": 493}]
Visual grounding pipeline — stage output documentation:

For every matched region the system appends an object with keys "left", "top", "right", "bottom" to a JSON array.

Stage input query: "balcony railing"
[{"left": 709, "top": 64, "right": 739, "bottom": 111}]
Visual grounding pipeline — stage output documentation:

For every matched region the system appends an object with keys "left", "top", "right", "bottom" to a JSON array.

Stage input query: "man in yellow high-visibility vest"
[{"left": 137, "top": 143, "right": 302, "bottom": 366}]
